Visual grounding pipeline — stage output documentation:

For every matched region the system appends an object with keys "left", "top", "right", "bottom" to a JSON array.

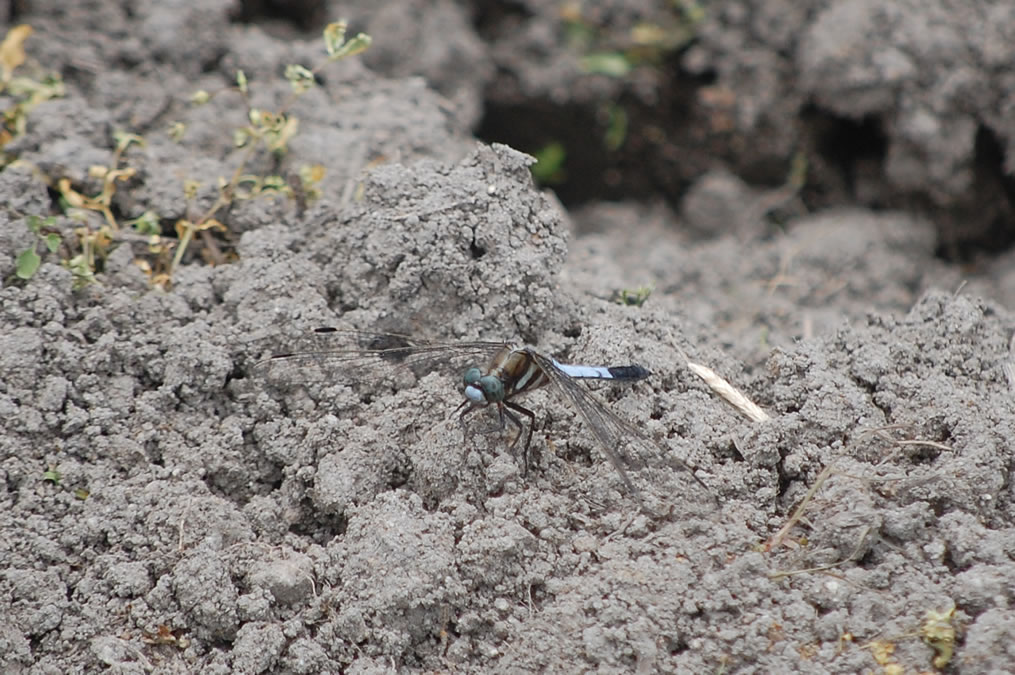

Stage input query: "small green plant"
[
  {"left": 613, "top": 284, "right": 654, "bottom": 307},
  {"left": 15, "top": 215, "right": 60, "bottom": 279},
  {"left": 603, "top": 103, "right": 628, "bottom": 151},
  {"left": 159, "top": 20, "right": 370, "bottom": 288},
  {"left": 57, "top": 131, "right": 143, "bottom": 229},
  {"left": 921, "top": 606, "right": 956, "bottom": 669},
  {"left": 0, "top": 24, "right": 65, "bottom": 158},
  {"left": 4, "top": 22, "right": 368, "bottom": 289},
  {"left": 564, "top": 0, "right": 703, "bottom": 77},
  {"left": 53, "top": 131, "right": 145, "bottom": 287},
  {"left": 41, "top": 464, "right": 88, "bottom": 499},
  {"left": 1, "top": 26, "right": 153, "bottom": 288},
  {"left": 531, "top": 141, "right": 567, "bottom": 185},
  {"left": 123, "top": 210, "right": 162, "bottom": 236}
]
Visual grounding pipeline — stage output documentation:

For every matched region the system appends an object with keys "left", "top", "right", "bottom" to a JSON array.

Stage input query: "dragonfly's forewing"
[{"left": 252, "top": 328, "right": 506, "bottom": 388}]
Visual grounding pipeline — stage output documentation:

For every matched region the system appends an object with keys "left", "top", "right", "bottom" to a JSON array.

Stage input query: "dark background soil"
[{"left": 3, "top": 1, "right": 1015, "bottom": 673}]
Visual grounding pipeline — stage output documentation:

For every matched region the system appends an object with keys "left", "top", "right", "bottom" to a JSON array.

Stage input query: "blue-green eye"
[
  {"left": 463, "top": 367, "right": 482, "bottom": 386},
  {"left": 479, "top": 375, "right": 504, "bottom": 402}
]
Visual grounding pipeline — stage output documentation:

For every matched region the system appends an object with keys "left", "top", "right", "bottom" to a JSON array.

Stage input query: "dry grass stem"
[
  {"left": 686, "top": 361, "right": 770, "bottom": 422},
  {"left": 764, "top": 464, "right": 834, "bottom": 552}
]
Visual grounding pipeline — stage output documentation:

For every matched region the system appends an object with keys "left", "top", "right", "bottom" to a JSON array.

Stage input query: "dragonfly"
[{"left": 254, "top": 327, "right": 711, "bottom": 510}]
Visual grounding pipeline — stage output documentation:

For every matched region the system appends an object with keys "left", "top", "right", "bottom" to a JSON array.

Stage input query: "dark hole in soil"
[
  {"left": 799, "top": 105, "right": 889, "bottom": 209},
  {"left": 477, "top": 60, "right": 714, "bottom": 209},
  {"left": 934, "top": 125, "right": 1015, "bottom": 262},
  {"left": 231, "top": 0, "right": 327, "bottom": 32}
]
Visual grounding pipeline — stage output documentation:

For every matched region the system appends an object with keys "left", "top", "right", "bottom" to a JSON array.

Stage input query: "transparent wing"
[
  {"left": 526, "top": 349, "right": 712, "bottom": 504},
  {"left": 252, "top": 328, "right": 507, "bottom": 387}
]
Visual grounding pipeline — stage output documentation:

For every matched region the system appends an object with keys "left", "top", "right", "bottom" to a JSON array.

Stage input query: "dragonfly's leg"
[
  {"left": 459, "top": 402, "right": 510, "bottom": 444},
  {"left": 457, "top": 401, "right": 475, "bottom": 434},
  {"left": 498, "top": 404, "right": 522, "bottom": 448},
  {"left": 493, "top": 404, "right": 508, "bottom": 434},
  {"left": 503, "top": 400, "right": 536, "bottom": 476}
]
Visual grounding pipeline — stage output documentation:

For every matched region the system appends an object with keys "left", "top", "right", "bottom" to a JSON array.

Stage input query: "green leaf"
[
  {"left": 531, "top": 142, "right": 567, "bottom": 185},
  {"left": 604, "top": 104, "right": 628, "bottom": 151},
  {"left": 580, "top": 52, "right": 632, "bottom": 77},
  {"left": 284, "top": 64, "right": 316, "bottom": 94},
  {"left": 324, "top": 21, "right": 371, "bottom": 60},
  {"left": 45, "top": 233, "right": 61, "bottom": 252},
  {"left": 261, "top": 174, "right": 287, "bottom": 191},
  {"left": 113, "top": 130, "right": 145, "bottom": 152},
  {"left": 233, "top": 127, "right": 249, "bottom": 148},
  {"left": 139, "top": 211, "right": 161, "bottom": 234},
  {"left": 15, "top": 247, "right": 40, "bottom": 279},
  {"left": 323, "top": 22, "right": 348, "bottom": 57},
  {"left": 167, "top": 121, "right": 186, "bottom": 141},
  {"left": 65, "top": 253, "right": 96, "bottom": 288},
  {"left": 334, "top": 33, "right": 371, "bottom": 59}
]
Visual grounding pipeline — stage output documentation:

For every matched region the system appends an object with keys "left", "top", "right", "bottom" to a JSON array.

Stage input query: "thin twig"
[{"left": 764, "top": 464, "right": 834, "bottom": 552}]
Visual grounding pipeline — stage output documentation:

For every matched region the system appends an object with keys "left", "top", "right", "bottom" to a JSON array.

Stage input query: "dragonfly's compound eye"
[
  {"left": 463, "top": 367, "right": 482, "bottom": 387},
  {"left": 463, "top": 367, "right": 487, "bottom": 404},
  {"left": 479, "top": 375, "right": 504, "bottom": 402}
]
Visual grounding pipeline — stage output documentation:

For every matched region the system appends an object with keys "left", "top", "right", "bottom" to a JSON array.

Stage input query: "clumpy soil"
[{"left": 3, "top": 1, "right": 1015, "bottom": 673}]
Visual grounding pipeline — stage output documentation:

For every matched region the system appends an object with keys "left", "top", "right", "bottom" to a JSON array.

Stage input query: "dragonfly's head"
[{"left": 463, "top": 367, "right": 504, "bottom": 405}]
